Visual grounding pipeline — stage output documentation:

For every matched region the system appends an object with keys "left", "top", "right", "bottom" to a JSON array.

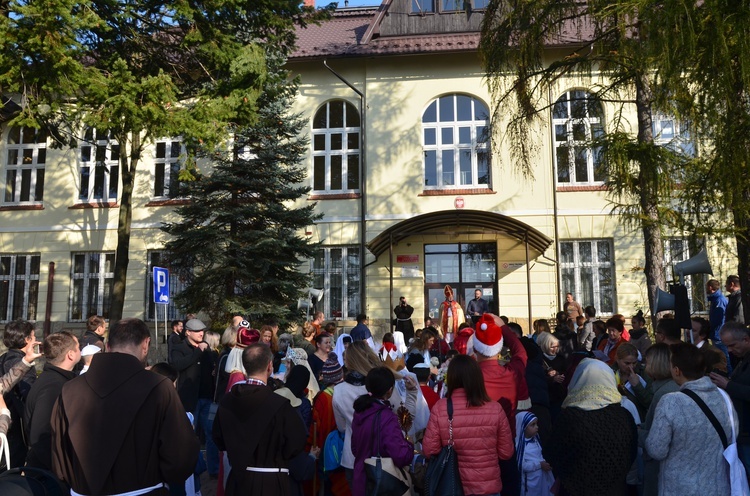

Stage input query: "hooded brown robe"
[
  {"left": 213, "top": 382, "right": 307, "bottom": 496},
  {"left": 51, "top": 352, "right": 199, "bottom": 495}
]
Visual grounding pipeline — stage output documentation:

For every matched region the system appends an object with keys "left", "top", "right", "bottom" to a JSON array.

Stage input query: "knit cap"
[{"left": 321, "top": 352, "right": 344, "bottom": 385}]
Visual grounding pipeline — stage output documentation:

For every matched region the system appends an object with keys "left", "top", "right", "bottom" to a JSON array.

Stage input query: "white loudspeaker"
[
  {"left": 297, "top": 299, "right": 312, "bottom": 311},
  {"left": 675, "top": 248, "right": 713, "bottom": 278},
  {"left": 307, "top": 288, "right": 325, "bottom": 302},
  {"left": 654, "top": 288, "right": 676, "bottom": 313}
]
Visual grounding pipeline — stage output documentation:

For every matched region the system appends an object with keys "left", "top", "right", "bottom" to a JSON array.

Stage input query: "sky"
[{"left": 315, "top": 0, "right": 381, "bottom": 6}]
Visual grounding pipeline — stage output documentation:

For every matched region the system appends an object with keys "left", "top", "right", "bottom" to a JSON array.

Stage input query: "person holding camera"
[{"left": 393, "top": 296, "right": 415, "bottom": 347}]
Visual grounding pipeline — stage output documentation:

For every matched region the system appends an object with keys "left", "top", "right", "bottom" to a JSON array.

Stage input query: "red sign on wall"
[
  {"left": 455, "top": 197, "right": 465, "bottom": 209},
  {"left": 396, "top": 255, "right": 419, "bottom": 263}
]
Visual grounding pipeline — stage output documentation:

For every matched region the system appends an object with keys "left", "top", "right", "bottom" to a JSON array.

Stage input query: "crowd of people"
[{"left": 0, "top": 275, "right": 747, "bottom": 496}]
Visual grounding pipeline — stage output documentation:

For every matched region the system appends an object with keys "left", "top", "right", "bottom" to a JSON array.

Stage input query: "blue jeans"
[{"left": 195, "top": 398, "right": 220, "bottom": 476}]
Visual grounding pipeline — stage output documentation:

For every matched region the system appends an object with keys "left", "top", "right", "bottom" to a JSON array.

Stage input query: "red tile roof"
[
  {"left": 290, "top": 5, "right": 593, "bottom": 61},
  {"left": 292, "top": 8, "right": 376, "bottom": 59},
  {"left": 291, "top": 7, "right": 481, "bottom": 60}
]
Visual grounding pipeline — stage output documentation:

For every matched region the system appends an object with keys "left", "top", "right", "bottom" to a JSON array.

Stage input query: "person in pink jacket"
[{"left": 423, "top": 355, "right": 515, "bottom": 496}]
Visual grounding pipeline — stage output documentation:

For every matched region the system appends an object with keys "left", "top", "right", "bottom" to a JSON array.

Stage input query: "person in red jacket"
[
  {"left": 474, "top": 314, "right": 527, "bottom": 427},
  {"left": 598, "top": 317, "right": 627, "bottom": 365},
  {"left": 423, "top": 355, "right": 514, "bottom": 495},
  {"left": 474, "top": 313, "right": 528, "bottom": 495}
]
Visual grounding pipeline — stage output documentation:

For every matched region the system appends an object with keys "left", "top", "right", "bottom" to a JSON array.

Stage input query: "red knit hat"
[{"left": 473, "top": 314, "right": 504, "bottom": 357}]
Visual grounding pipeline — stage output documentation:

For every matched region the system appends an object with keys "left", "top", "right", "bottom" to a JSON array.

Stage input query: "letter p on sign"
[{"left": 153, "top": 267, "right": 170, "bottom": 304}]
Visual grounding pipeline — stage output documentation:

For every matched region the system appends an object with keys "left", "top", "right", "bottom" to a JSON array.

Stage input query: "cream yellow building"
[{"left": 0, "top": 1, "right": 731, "bottom": 335}]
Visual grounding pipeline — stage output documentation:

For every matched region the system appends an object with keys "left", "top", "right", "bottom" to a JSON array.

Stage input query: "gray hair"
[{"left": 720, "top": 321, "right": 750, "bottom": 340}]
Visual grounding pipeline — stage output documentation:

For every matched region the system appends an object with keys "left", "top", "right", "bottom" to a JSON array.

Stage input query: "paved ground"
[{"left": 199, "top": 469, "right": 218, "bottom": 496}]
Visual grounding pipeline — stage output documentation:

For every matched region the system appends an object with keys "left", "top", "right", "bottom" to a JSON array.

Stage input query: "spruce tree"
[{"left": 162, "top": 48, "right": 320, "bottom": 328}]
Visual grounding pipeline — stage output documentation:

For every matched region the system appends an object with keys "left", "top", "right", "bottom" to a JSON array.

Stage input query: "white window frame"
[
  {"left": 78, "top": 128, "right": 119, "bottom": 202},
  {"left": 145, "top": 250, "right": 188, "bottom": 321},
  {"left": 422, "top": 94, "right": 490, "bottom": 189},
  {"left": 653, "top": 114, "right": 695, "bottom": 157},
  {"left": 552, "top": 90, "right": 605, "bottom": 185},
  {"left": 4, "top": 127, "right": 47, "bottom": 205},
  {"left": 311, "top": 246, "right": 360, "bottom": 320},
  {"left": 0, "top": 254, "right": 41, "bottom": 322},
  {"left": 69, "top": 252, "right": 115, "bottom": 322},
  {"left": 559, "top": 239, "right": 616, "bottom": 315},
  {"left": 312, "top": 100, "right": 361, "bottom": 193},
  {"left": 153, "top": 139, "right": 184, "bottom": 199}
]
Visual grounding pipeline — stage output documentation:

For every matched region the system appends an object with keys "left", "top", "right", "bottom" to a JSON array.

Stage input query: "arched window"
[
  {"left": 422, "top": 94, "right": 490, "bottom": 189},
  {"left": 312, "top": 100, "right": 360, "bottom": 193},
  {"left": 552, "top": 90, "right": 605, "bottom": 185}
]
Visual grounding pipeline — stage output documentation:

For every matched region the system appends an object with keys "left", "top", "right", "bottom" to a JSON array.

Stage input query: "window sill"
[
  {"left": 308, "top": 192, "right": 362, "bottom": 200},
  {"left": 419, "top": 188, "right": 495, "bottom": 196},
  {"left": 69, "top": 202, "right": 119, "bottom": 209},
  {"left": 0, "top": 204, "right": 44, "bottom": 211},
  {"left": 556, "top": 184, "right": 607, "bottom": 192},
  {"left": 145, "top": 199, "right": 191, "bottom": 207}
]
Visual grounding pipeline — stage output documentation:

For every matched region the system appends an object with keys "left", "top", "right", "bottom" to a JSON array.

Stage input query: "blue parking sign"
[{"left": 153, "top": 267, "right": 170, "bottom": 304}]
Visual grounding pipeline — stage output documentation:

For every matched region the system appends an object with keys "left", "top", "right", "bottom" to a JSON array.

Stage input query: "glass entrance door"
[{"left": 424, "top": 243, "right": 497, "bottom": 324}]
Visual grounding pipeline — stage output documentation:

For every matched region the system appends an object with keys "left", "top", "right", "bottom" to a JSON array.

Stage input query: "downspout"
[
  {"left": 389, "top": 233, "right": 394, "bottom": 333},
  {"left": 43, "top": 262, "right": 55, "bottom": 338},
  {"left": 549, "top": 85, "right": 561, "bottom": 311},
  {"left": 525, "top": 232, "right": 532, "bottom": 330},
  {"left": 323, "top": 60, "right": 367, "bottom": 315}
]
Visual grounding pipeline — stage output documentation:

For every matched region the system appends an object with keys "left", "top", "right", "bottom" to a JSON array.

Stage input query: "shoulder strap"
[
  {"left": 682, "top": 389, "right": 728, "bottom": 449},
  {"left": 214, "top": 353, "right": 228, "bottom": 401},
  {"left": 370, "top": 409, "right": 383, "bottom": 457}
]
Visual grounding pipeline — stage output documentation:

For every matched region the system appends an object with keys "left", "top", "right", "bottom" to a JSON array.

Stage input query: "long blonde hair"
[
  {"left": 345, "top": 341, "right": 402, "bottom": 379},
  {"left": 221, "top": 325, "right": 237, "bottom": 348}
]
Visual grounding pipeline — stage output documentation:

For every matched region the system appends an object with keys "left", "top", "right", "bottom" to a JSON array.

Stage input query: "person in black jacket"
[
  {"left": 25, "top": 331, "right": 81, "bottom": 470},
  {"left": 79, "top": 315, "right": 106, "bottom": 349},
  {"left": 167, "top": 319, "right": 184, "bottom": 360},
  {"left": 725, "top": 275, "right": 745, "bottom": 324},
  {"left": 169, "top": 318, "right": 219, "bottom": 478},
  {"left": 0, "top": 319, "right": 39, "bottom": 467}
]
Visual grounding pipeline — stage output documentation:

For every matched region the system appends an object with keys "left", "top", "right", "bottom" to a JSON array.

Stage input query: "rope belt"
[
  {"left": 246, "top": 467, "right": 289, "bottom": 473},
  {"left": 71, "top": 482, "right": 165, "bottom": 496}
]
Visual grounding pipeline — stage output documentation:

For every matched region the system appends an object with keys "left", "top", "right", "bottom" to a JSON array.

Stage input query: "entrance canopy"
[{"left": 367, "top": 209, "right": 553, "bottom": 258}]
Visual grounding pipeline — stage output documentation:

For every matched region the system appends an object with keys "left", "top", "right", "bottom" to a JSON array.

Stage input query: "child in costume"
[{"left": 515, "top": 411, "right": 554, "bottom": 496}]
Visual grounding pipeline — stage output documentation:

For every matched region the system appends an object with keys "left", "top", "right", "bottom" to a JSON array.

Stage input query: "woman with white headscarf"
[
  {"left": 333, "top": 333, "right": 351, "bottom": 367},
  {"left": 548, "top": 358, "right": 637, "bottom": 496}
]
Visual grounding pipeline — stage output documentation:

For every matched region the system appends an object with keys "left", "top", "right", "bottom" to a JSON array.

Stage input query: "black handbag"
[
  {"left": 364, "top": 410, "right": 412, "bottom": 496},
  {"left": 425, "top": 398, "right": 464, "bottom": 496}
]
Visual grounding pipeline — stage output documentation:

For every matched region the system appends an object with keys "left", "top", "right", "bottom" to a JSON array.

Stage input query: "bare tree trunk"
[
  {"left": 109, "top": 133, "right": 140, "bottom": 323},
  {"left": 634, "top": 72, "right": 667, "bottom": 329}
]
